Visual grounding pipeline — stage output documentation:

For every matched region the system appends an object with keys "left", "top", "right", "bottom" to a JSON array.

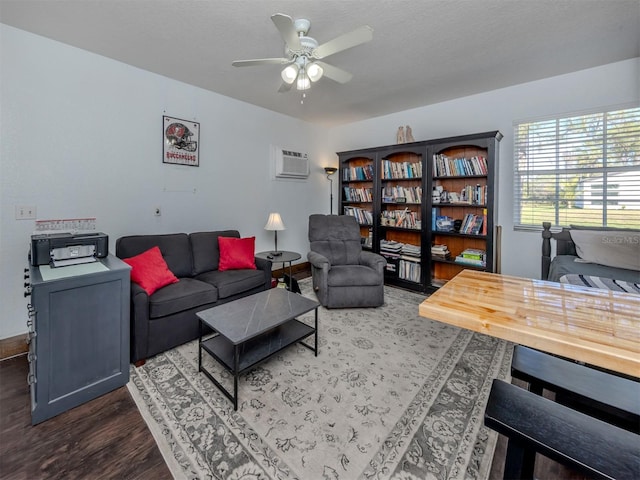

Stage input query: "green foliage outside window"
[{"left": 514, "top": 106, "right": 640, "bottom": 229}]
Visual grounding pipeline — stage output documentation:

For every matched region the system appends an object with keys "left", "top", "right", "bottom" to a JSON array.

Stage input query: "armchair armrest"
[
  {"left": 308, "top": 250, "right": 331, "bottom": 270},
  {"left": 359, "top": 251, "right": 387, "bottom": 274}
]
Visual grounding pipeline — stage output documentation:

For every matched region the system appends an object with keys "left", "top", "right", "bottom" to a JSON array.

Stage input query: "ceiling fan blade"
[
  {"left": 232, "top": 58, "right": 291, "bottom": 67},
  {"left": 315, "top": 61, "right": 353, "bottom": 83},
  {"left": 271, "top": 13, "right": 302, "bottom": 51},
  {"left": 313, "top": 25, "right": 373, "bottom": 59},
  {"left": 278, "top": 82, "right": 293, "bottom": 93}
]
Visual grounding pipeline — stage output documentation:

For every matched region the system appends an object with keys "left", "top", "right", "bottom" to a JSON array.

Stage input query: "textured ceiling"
[{"left": 1, "top": 0, "right": 638, "bottom": 126}]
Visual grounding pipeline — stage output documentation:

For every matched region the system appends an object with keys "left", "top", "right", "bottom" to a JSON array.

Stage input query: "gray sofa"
[
  {"left": 307, "top": 214, "right": 386, "bottom": 308},
  {"left": 116, "top": 231, "right": 272, "bottom": 365}
]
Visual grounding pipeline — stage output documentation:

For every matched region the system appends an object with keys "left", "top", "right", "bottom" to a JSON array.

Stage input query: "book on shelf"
[
  {"left": 381, "top": 160, "right": 423, "bottom": 179},
  {"left": 381, "top": 240, "right": 421, "bottom": 277},
  {"left": 458, "top": 213, "right": 483, "bottom": 235},
  {"left": 458, "top": 248, "right": 486, "bottom": 263},
  {"left": 344, "top": 186, "right": 373, "bottom": 202},
  {"left": 482, "top": 208, "right": 487, "bottom": 235},
  {"left": 470, "top": 216, "right": 483, "bottom": 235},
  {"left": 344, "top": 164, "right": 374, "bottom": 181},
  {"left": 432, "top": 207, "right": 440, "bottom": 230},
  {"left": 381, "top": 207, "right": 420, "bottom": 229},
  {"left": 360, "top": 229, "right": 373, "bottom": 249},
  {"left": 431, "top": 243, "right": 451, "bottom": 260},
  {"left": 454, "top": 256, "right": 486, "bottom": 267},
  {"left": 381, "top": 185, "right": 423, "bottom": 203},
  {"left": 432, "top": 154, "right": 488, "bottom": 177},
  {"left": 459, "top": 184, "right": 487, "bottom": 205},
  {"left": 343, "top": 206, "right": 373, "bottom": 225},
  {"left": 398, "top": 259, "right": 421, "bottom": 282}
]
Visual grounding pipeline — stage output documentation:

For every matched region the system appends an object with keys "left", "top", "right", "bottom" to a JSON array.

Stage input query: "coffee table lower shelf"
[{"left": 199, "top": 319, "right": 317, "bottom": 410}]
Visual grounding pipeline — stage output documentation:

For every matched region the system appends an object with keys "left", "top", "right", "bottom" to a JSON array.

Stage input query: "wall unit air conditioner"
[{"left": 274, "top": 147, "right": 309, "bottom": 179}]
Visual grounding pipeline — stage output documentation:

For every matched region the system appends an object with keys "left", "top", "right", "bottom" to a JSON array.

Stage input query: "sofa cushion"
[
  {"left": 196, "top": 269, "right": 265, "bottom": 299},
  {"left": 122, "top": 246, "right": 179, "bottom": 295},
  {"left": 116, "top": 233, "right": 193, "bottom": 278},
  {"left": 190, "top": 230, "right": 240, "bottom": 275},
  {"left": 149, "top": 278, "right": 218, "bottom": 319},
  {"left": 218, "top": 236, "right": 257, "bottom": 271}
]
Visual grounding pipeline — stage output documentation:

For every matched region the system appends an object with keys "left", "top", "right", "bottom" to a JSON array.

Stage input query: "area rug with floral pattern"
[{"left": 128, "top": 279, "right": 512, "bottom": 480}]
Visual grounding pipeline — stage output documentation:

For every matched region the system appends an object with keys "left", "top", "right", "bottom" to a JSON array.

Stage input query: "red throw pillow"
[
  {"left": 218, "top": 236, "right": 257, "bottom": 271},
  {"left": 122, "top": 246, "right": 179, "bottom": 295}
]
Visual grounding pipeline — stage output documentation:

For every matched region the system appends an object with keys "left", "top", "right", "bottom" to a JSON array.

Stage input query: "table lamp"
[{"left": 264, "top": 212, "right": 285, "bottom": 256}]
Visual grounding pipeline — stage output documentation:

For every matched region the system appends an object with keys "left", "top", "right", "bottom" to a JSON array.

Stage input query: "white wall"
[
  {"left": 328, "top": 58, "right": 640, "bottom": 280},
  {"left": 0, "top": 25, "right": 332, "bottom": 339}
]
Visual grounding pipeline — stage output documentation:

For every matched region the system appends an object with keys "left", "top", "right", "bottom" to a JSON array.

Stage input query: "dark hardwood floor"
[
  {"left": 0, "top": 355, "right": 171, "bottom": 480},
  {"left": 0, "top": 266, "right": 585, "bottom": 480}
]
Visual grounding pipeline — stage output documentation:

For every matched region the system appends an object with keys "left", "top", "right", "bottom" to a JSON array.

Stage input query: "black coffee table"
[{"left": 196, "top": 288, "right": 319, "bottom": 410}]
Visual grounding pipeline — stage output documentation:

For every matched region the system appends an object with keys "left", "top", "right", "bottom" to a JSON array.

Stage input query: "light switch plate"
[{"left": 15, "top": 205, "right": 36, "bottom": 220}]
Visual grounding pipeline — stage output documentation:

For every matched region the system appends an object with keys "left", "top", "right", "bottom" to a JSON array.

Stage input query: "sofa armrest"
[
  {"left": 359, "top": 251, "right": 387, "bottom": 275},
  {"left": 254, "top": 256, "right": 273, "bottom": 290},
  {"left": 129, "top": 282, "right": 150, "bottom": 363}
]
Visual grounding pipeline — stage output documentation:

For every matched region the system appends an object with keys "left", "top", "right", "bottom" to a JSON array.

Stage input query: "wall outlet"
[
  {"left": 154, "top": 207, "right": 161, "bottom": 216},
  {"left": 15, "top": 205, "right": 36, "bottom": 220}
]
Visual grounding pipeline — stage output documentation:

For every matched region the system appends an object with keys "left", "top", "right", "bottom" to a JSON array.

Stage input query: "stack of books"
[
  {"left": 380, "top": 240, "right": 403, "bottom": 272},
  {"left": 398, "top": 243, "right": 421, "bottom": 283},
  {"left": 454, "top": 248, "right": 486, "bottom": 267},
  {"left": 431, "top": 244, "right": 451, "bottom": 260}
]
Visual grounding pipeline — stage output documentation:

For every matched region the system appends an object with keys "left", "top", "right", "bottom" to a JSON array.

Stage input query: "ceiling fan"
[{"left": 232, "top": 13, "right": 373, "bottom": 94}]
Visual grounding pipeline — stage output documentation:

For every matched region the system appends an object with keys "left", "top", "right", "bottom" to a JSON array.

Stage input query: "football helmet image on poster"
[{"left": 165, "top": 123, "right": 197, "bottom": 152}]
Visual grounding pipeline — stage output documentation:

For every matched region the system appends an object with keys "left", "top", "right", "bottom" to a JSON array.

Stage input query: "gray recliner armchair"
[{"left": 307, "top": 214, "right": 387, "bottom": 308}]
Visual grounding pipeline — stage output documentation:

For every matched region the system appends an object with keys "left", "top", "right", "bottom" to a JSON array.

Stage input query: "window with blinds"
[{"left": 513, "top": 106, "right": 640, "bottom": 230}]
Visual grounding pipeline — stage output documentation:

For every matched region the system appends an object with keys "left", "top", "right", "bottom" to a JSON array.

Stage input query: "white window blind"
[{"left": 514, "top": 106, "right": 640, "bottom": 229}]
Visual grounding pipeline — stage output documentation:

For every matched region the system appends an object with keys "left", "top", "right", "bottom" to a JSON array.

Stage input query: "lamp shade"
[
  {"left": 264, "top": 212, "right": 285, "bottom": 231},
  {"left": 281, "top": 64, "right": 298, "bottom": 84},
  {"left": 296, "top": 72, "right": 310, "bottom": 91},
  {"left": 307, "top": 62, "right": 324, "bottom": 82}
]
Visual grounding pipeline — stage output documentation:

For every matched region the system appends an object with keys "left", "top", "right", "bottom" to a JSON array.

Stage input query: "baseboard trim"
[
  {"left": 271, "top": 261, "right": 310, "bottom": 279},
  {"left": 0, "top": 334, "right": 28, "bottom": 361}
]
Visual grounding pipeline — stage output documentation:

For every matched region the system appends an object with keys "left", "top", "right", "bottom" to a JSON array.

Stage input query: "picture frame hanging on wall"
[{"left": 163, "top": 115, "right": 200, "bottom": 167}]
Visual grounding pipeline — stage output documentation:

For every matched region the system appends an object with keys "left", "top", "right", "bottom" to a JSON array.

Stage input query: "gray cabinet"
[{"left": 27, "top": 255, "right": 130, "bottom": 425}]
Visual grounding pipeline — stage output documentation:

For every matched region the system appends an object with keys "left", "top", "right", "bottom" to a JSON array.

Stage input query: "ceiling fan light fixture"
[
  {"left": 296, "top": 72, "right": 310, "bottom": 91},
  {"left": 307, "top": 62, "right": 324, "bottom": 82},
  {"left": 281, "top": 64, "right": 298, "bottom": 84}
]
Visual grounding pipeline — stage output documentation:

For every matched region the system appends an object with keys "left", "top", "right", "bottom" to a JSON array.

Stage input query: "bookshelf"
[
  {"left": 339, "top": 144, "right": 428, "bottom": 292},
  {"left": 337, "top": 131, "right": 500, "bottom": 292},
  {"left": 378, "top": 146, "right": 426, "bottom": 290},
  {"left": 429, "top": 131, "right": 502, "bottom": 287},
  {"left": 340, "top": 153, "right": 376, "bottom": 250}
]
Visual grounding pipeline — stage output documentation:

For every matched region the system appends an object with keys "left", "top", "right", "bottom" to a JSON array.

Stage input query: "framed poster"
[{"left": 163, "top": 115, "right": 200, "bottom": 166}]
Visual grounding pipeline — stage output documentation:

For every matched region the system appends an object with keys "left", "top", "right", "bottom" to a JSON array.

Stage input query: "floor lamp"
[{"left": 324, "top": 167, "right": 337, "bottom": 214}]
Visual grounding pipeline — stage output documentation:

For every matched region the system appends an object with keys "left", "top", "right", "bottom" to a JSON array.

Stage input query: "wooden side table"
[{"left": 255, "top": 250, "right": 301, "bottom": 291}]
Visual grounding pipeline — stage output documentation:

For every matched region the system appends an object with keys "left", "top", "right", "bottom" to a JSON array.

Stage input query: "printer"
[{"left": 30, "top": 232, "right": 109, "bottom": 267}]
